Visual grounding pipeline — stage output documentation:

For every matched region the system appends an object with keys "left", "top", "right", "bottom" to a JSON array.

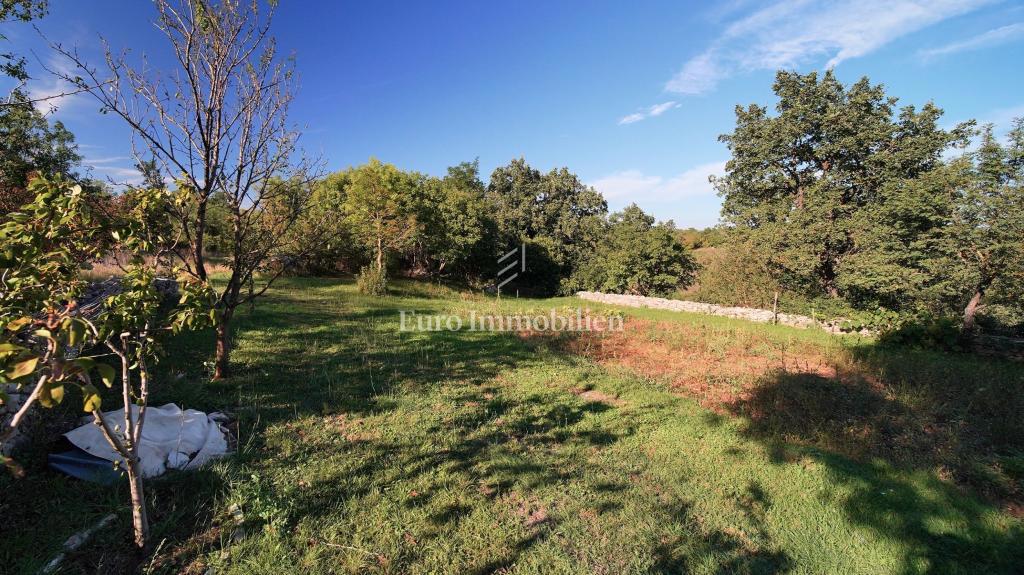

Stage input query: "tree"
[
  {"left": 411, "top": 160, "right": 488, "bottom": 277},
  {"left": 286, "top": 170, "right": 362, "bottom": 276},
  {"left": 690, "top": 237, "right": 782, "bottom": 309},
  {"left": 0, "top": 89, "right": 80, "bottom": 214},
  {"left": 344, "top": 159, "right": 418, "bottom": 273},
  {"left": 837, "top": 161, "right": 966, "bottom": 313},
  {"left": 134, "top": 158, "right": 166, "bottom": 192},
  {"left": 836, "top": 122, "right": 1024, "bottom": 330},
  {"left": 715, "top": 71, "right": 970, "bottom": 299},
  {"left": 0, "top": 175, "right": 214, "bottom": 547},
  {"left": 52, "top": 0, "right": 319, "bottom": 378},
  {"left": 486, "top": 159, "right": 607, "bottom": 293},
  {"left": 570, "top": 204, "right": 696, "bottom": 296},
  {"left": 946, "top": 124, "right": 1024, "bottom": 331}
]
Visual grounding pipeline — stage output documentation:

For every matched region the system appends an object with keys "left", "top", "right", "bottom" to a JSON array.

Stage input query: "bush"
[
  {"left": 873, "top": 313, "right": 964, "bottom": 351},
  {"left": 569, "top": 205, "right": 695, "bottom": 297},
  {"left": 356, "top": 265, "right": 388, "bottom": 296},
  {"left": 685, "top": 243, "right": 779, "bottom": 308}
]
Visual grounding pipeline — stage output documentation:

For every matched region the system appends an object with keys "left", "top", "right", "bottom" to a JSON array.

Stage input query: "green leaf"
[
  {"left": 66, "top": 319, "right": 86, "bottom": 347},
  {"left": 82, "top": 384, "right": 101, "bottom": 412},
  {"left": 70, "top": 357, "right": 95, "bottom": 375},
  {"left": 38, "top": 381, "right": 64, "bottom": 408},
  {"left": 0, "top": 343, "right": 23, "bottom": 356},
  {"left": 95, "top": 363, "right": 116, "bottom": 388},
  {"left": 6, "top": 357, "right": 38, "bottom": 380},
  {"left": 5, "top": 317, "right": 32, "bottom": 332}
]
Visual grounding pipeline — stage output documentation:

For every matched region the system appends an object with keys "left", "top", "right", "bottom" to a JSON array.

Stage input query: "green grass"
[{"left": 2, "top": 277, "right": 1022, "bottom": 574}]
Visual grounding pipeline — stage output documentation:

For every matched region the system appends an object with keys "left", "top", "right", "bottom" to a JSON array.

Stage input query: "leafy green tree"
[
  {"left": 486, "top": 159, "right": 607, "bottom": 293},
  {"left": 715, "top": 71, "right": 970, "bottom": 299},
  {"left": 837, "top": 161, "right": 968, "bottom": 313},
  {"left": 287, "top": 170, "right": 362, "bottom": 275},
  {"left": 201, "top": 191, "right": 234, "bottom": 256},
  {"left": 689, "top": 237, "right": 782, "bottom": 309},
  {"left": 945, "top": 124, "right": 1024, "bottom": 330},
  {"left": 411, "top": 160, "right": 488, "bottom": 277},
  {"left": 676, "top": 227, "right": 727, "bottom": 250},
  {"left": 134, "top": 157, "right": 166, "bottom": 192},
  {"left": 836, "top": 122, "right": 1024, "bottom": 330},
  {"left": 344, "top": 159, "right": 418, "bottom": 273},
  {"left": 571, "top": 204, "right": 695, "bottom": 296},
  {"left": 0, "top": 89, "right": 80, "bottom": 214},
  {"left": 0, "top": 174, "right": 215, "bottom": 547}
]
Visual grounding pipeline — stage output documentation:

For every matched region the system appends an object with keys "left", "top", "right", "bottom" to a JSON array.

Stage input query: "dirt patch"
[
  {"left": 326, "top": 414, "right": 379, "bottom": 443},
  {"left": 574, "top": 389, "right": 626, "bottom": 407},
  {"left": 564, "top": 319, "right": 837, "bottom": 411},
  {"left": 505, "top": 491, "right": 551, "bottom": 528},
  {"left": 559, "top": 318, "right": 1024, "bottom": 507}
]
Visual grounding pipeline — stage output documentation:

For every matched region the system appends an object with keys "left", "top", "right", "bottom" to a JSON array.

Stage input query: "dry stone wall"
[{"left": 575, "top": 291, "right": 852, "bottom": 334}]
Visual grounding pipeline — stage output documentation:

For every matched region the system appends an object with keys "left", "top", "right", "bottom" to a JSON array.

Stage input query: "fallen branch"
[{"left": 39, "top": 513, "right": 117, "bottom": 574}]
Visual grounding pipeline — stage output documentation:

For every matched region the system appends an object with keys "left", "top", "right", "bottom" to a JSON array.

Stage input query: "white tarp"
[{"left": 63, "top": 403, "right": 229, "bottom": 478}]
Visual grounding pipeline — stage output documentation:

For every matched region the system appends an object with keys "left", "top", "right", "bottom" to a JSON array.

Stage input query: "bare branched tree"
[{"left": 48, "top": 0, "right": 323, "bottom": 378}]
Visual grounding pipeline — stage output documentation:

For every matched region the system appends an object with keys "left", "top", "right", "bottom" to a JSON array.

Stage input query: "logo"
[{"left": 496, "top": 243, "right": 526, "bottom": 294}]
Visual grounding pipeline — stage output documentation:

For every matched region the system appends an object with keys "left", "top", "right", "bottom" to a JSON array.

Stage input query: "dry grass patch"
[
  {"left": 563, "top": 318, "right": 1024, "bottom": 507},
  {"left": 565, "top": 318, "right": 842, "bottom": 409}
]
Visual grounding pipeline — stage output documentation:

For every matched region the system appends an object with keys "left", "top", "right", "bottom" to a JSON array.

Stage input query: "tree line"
[
  {"left": 284, "top": 157, "right": 694, "bottom": 298},
  {"left": 712, "top": 70, "right": 1024, "bottom": 335}
]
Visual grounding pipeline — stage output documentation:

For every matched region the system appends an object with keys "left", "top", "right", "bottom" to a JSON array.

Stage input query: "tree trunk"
[
  {"left": 962, "top": 288, "right": 984, "bottom": 332},
  {"left": 821, "top": 247, "right": 840, "bottom": 298},
  {"left": 213, "top": 310, "right": 233, "bottom": 380},
  {"left": 125, "top": 457, "right": 149, "bottom": 548},
  {"left": 376, "top": 236, "right": 383, "bottom": 271},
  {"left": 192, "top": 199, "right": 208, "bottom": 281}
]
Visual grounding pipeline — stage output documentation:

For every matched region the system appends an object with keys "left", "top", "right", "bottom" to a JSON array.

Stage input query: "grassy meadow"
[{"left": 2, "top": 277, "right": 1022, "bottom": 574}]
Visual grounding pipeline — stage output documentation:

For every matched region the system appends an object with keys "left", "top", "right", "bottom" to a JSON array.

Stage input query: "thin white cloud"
[
  {"left": 27, "top": 55, "right": 86, "bottom": 114},
  {"left": 918, "top": 23, "right": 1024, "bottom": 60},
  {"left": 664, "top": 53, "right": 723, "bottom": 95},
  {"left": 666, "top": 0, "right": 994, "bottom": 95},
  {"left": 590, "top": 161, "right": 727, "bottom": 201},
  {"left": 86, "top": 163, "right": 143, "bottom": 186},
  {"left": 618, "top": 101, "right": 680, "bottom": 124},
  {"left": 647, "top": 101, "right": 679, "bottom": 117},
  {"left": 83, "top": 156, "right": 131, "bottom": 165}
]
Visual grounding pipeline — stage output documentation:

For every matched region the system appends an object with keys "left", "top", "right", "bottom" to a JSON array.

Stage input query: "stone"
[{"left": 575, "top": 291, "right": 863, "bottom": 335}]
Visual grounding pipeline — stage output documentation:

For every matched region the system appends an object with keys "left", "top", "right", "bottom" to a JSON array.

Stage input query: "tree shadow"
[
  {"left": 650, "top": 494, "right": 792, "bottom": 575},
  {"left": 556, "top": 314, "right": 1024, "bottom": 572},
  {"left": 730, "top": 368, "right": 1024, "bottom": 573}
]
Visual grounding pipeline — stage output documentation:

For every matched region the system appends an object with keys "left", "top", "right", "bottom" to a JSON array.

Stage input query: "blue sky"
[{"left": 6, "top": 0, "right": 1024, "bottom": 228}]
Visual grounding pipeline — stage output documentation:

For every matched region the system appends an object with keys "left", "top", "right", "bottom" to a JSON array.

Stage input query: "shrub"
[
  {"left": 872, "top": 313, "right": 964, "bottom": 351},
  {"left": 685, "top": 243, "right": 779, "bottom": 309},
  {"left": 569, "top": 205, "right": 695, "bottom": 297},
  {"left": 357, "top": 264, "right": 388, "bottom": 296}
]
